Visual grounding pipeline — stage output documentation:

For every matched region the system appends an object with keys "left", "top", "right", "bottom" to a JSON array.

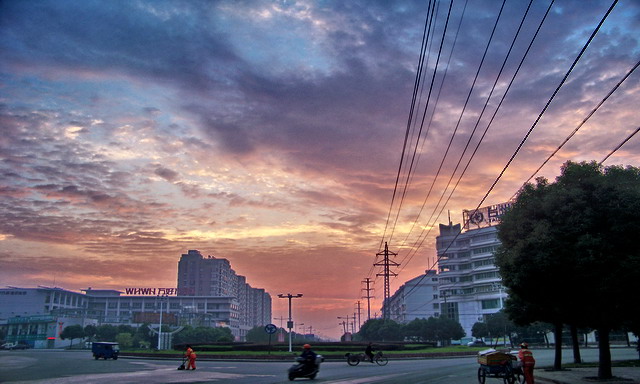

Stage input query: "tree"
[
  {"left": 95, "top": 324, "right": 118, "bottom": 341},
  {"left": 173, "top": 326, "right": 234, "bottom": 345},
  {"left": 245, "top": 326, "right": 272, "bottom": 343},
  {"left": 471, "top": 322, "right": 489, "bottom": 340},
  {"left": 357, "top": 319, "right": 403, "bottom": 342},
  {"left": 116, "top": 333, "right": 133, "bottom": 349},
  {"left": 83, "top": 325, "right": 98, "bottom": 342},
  {"left": 404, "top": 318, "right": 428, "bottom": 341},
  {"left": 421, "top": 316, "right": 465, "bottom": 345},
  {"left": 484, "top": 311, "right": 516, "bottom": 347},
  {"left": 496, "top": 161, "right": 640, "bottom": 379},
  {"left": 60, "top": 325, "right": 85, "bottom": 348}
]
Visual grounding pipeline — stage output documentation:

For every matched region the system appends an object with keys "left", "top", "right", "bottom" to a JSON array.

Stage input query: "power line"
[
  {"left": 398, "top": 0, "right": 544, "bottom": 275},
  {"left": 600, "top": 126, "right": 640, "bottom": 165},
  {"left": 385, "top": 0, "right": 456, "bottom": 249},
  {"left": 513, "top": 58, "right": 640, "bottom": 198}
]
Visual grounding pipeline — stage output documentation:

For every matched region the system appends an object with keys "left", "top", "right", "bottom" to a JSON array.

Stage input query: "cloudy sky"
[{"left": 1, "top": 0, "right": 639, "bottom": 339}]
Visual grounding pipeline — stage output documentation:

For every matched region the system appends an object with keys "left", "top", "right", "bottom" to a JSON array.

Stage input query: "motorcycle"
[{"left": 288, "top": 354, "right": 324, "bottom": 381}]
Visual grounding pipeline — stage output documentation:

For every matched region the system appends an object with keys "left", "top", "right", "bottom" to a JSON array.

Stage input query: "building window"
[
  {"left": 482, "top": 299, "right": 500, "bottom": 309},
  {"left": 475, "top": 271, "right": 498, "bottom": 280},
  {"left": 472, "top": 246, "right": 497, "bottom": 255}
]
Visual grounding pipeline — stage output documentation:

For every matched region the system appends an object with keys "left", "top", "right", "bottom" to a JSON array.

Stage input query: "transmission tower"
[{"left": 374, "top": 242, "right": 399, "bottom": 320}]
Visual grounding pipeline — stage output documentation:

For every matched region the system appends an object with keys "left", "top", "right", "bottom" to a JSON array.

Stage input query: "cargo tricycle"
[{"left": 477, "top": 349, "right": 524, "bottom": 384}]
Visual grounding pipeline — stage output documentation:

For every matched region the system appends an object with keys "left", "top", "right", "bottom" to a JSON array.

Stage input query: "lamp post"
[
  {"left": 157, "top": 294, "right": 168, "bottom": 350},
  {"left": 278, "top": 293, "right": 303, "bottom": 352}
]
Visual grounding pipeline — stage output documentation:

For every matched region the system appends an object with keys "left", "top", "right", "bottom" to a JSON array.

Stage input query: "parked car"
[
  {"left": 2, "top": 342, "right": 31, "bottom": 350},
  {"left": 467, "top": 340, "right": 487, "bottom": 347}
]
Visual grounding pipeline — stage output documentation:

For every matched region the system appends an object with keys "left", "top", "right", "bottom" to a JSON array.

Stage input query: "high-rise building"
[
  {"left": 177, "top": 250, "right": 272, "bottom": 340},
  {"left": 436, "top": 223, "right": 506, "bottom": 339}
]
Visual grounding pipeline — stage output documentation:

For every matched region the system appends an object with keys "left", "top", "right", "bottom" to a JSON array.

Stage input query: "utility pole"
[
  {"left": 337, "top": 315, "right": 351, "bottom": 335},
  {"left": 355, "top": 301, "right": 362, "bottom": 331},
  {"left": 278, "top": 293, "right": 303, "bottom": 352},
  {"left": 361, "top": 277, "right": 373, "bottom": 321},
  {"left": 274, "top": 315, "right": 286, "bottom": 329},
  {"left": 374, "top": 242, "right": 399, "bottom": 320}
]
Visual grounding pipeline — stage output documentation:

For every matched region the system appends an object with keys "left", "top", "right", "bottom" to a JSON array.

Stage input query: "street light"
[
  {"left": 156, "top": 294, "right": 169, "bottom": 350},
  {"left": 278, "top": 293, "right": 303, "bottom": 352}
]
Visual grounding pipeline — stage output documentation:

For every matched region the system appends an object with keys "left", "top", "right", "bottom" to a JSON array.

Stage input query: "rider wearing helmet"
[{"left": 300, "top": 344, "right": 318, "bottom": 373}]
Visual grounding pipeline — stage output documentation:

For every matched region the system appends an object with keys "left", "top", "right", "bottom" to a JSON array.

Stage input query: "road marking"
[
  {"left": 7, "top": 367, "right": 276, "bottom": 384},
  {"left": 323, "top": 373, "right": 406, "bottom": 383}
]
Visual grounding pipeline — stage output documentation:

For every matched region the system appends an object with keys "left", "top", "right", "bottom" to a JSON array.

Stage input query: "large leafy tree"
[
  {"left": 496, "top": 161, "right": 640, "bottom": 379},
  {"left": 60, "top": 324, "right": 85, "bottom": 347},
  {"left": 357, "top": 319, "right": 403, "bottom": 342}
]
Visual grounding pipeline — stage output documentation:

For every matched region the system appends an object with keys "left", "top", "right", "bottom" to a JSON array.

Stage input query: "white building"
[
  {"left": 0, "top": 287, "right": 96, "bottom": 349},
  {"left": 436, "top": 222, "right": 506, "bottom": 339},
  {"left": 383, "top": 270, "right": 440, "bottom": 323}
]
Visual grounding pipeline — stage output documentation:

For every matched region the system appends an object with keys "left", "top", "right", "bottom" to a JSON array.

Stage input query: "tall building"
[
  {"left": 177, "top": 250, "right": 272, "bottom": 340},
  {"left": 436, "top": 223, "right": 506, "bottom": 339},
  {"left": 383, "top": 270, "right": 440, "bottom": 323}
]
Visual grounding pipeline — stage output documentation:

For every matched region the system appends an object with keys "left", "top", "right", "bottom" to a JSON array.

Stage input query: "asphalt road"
[{"left": 0, "top": 347, "right": 637, "bottom": 383}]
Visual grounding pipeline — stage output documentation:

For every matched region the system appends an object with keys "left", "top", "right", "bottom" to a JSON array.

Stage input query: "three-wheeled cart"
[
  {"left": 91, "top": 342, "right": 120, "bottom": 360},
  {"left": 477, "top": 349, "right": 523, "bottom": 384}
]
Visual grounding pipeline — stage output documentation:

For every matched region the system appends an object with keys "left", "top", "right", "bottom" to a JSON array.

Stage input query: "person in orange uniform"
[
  {"left": 518, "top": 342, "right": 535, "bottom": 383},
  {"left": 185, "top": 344, "right": 197, "bottom": 370}
]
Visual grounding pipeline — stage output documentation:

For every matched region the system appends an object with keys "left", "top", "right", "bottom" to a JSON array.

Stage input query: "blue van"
[{"left": 91, "top": 342, "right": 120, "bottom": 360}]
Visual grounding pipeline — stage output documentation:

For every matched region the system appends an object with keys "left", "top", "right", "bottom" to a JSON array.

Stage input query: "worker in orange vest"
[
  {"left": 518, "top": 342, "right": 535, "bottom": 384},
  {"left": 185, "top": 344, "right": 197, "bottom": 370}
]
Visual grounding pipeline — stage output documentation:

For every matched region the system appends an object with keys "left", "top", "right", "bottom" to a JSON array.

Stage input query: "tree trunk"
[
  {"left": 544, "top": 332, "right": 550, "bottom": 348},
  {"left": 570, "top": 324, "right": 581, "bottom": 364},
  {"left": 597, "top": 327, "right": 612, "bottom": 379},
  {"left": 584, "top": 332, "right": 589, "bottom": 348},
  {"left": 553, "top": 322, "right": 563, "bottom": 370}
]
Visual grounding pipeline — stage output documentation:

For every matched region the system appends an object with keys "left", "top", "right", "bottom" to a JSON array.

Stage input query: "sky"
[{"left": 1, "top": 0, "right": 639, "bottom": 340}]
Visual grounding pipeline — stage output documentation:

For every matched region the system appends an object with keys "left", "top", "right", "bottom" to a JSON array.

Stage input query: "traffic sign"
[{"left": 264, "top": 323, "right": 278, "bottom": 334}]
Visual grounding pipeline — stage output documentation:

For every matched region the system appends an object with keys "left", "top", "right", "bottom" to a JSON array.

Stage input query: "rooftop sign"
[
  {"left": 463, "top": 202, "right": 512, "bottom": 230},
  {"left": 123, "top": 288, "right": 195, "bottom": 296}
]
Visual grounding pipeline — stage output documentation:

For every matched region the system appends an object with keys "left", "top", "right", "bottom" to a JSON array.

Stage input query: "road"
[{"left": 0, "top": 347, "right": 637, "bottom": 383}]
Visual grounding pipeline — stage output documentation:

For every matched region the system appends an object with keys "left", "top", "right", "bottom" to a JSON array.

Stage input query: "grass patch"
[{"left": 547, "top": 360, "right": 640, "bottom": 369}]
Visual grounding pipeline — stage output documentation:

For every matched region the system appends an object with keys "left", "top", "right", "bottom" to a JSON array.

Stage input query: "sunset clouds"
[{"left": 1, "top": 0, "right": 639, "bottom": 339}]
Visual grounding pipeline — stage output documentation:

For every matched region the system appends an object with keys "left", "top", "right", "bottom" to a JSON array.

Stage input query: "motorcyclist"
[{"left": 300, "top": 344, "right": 317, "bottom": 373}]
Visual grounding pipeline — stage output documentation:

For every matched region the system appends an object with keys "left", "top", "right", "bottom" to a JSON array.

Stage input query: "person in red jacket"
[
  {"left": 518, "top": 342, "right": 535, "bottom": 384},
  {"left": 185, "top": 344, "right": 197, "bottom": 370}
]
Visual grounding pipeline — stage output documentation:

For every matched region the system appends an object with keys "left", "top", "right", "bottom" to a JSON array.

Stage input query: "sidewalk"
[{"left": 536, "top": 367, "right": 640, "bottom": 384}]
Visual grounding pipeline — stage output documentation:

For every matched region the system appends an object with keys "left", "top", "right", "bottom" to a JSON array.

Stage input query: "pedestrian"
[
  {"left": 185, "top": 344, "right": 197, "bottom": 370},
  {"left": 518, "top": 342, "right": 535, "bottom": 384}
]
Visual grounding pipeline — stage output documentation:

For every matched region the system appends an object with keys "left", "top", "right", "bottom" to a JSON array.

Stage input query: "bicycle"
[{"left": 345, "top": 351, "right": 388, "bottom": 366}]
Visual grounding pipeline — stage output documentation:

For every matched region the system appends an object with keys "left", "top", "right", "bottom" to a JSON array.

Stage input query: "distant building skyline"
[{"left": 1, "top": 250, "right": 272, "bottom": 344}]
